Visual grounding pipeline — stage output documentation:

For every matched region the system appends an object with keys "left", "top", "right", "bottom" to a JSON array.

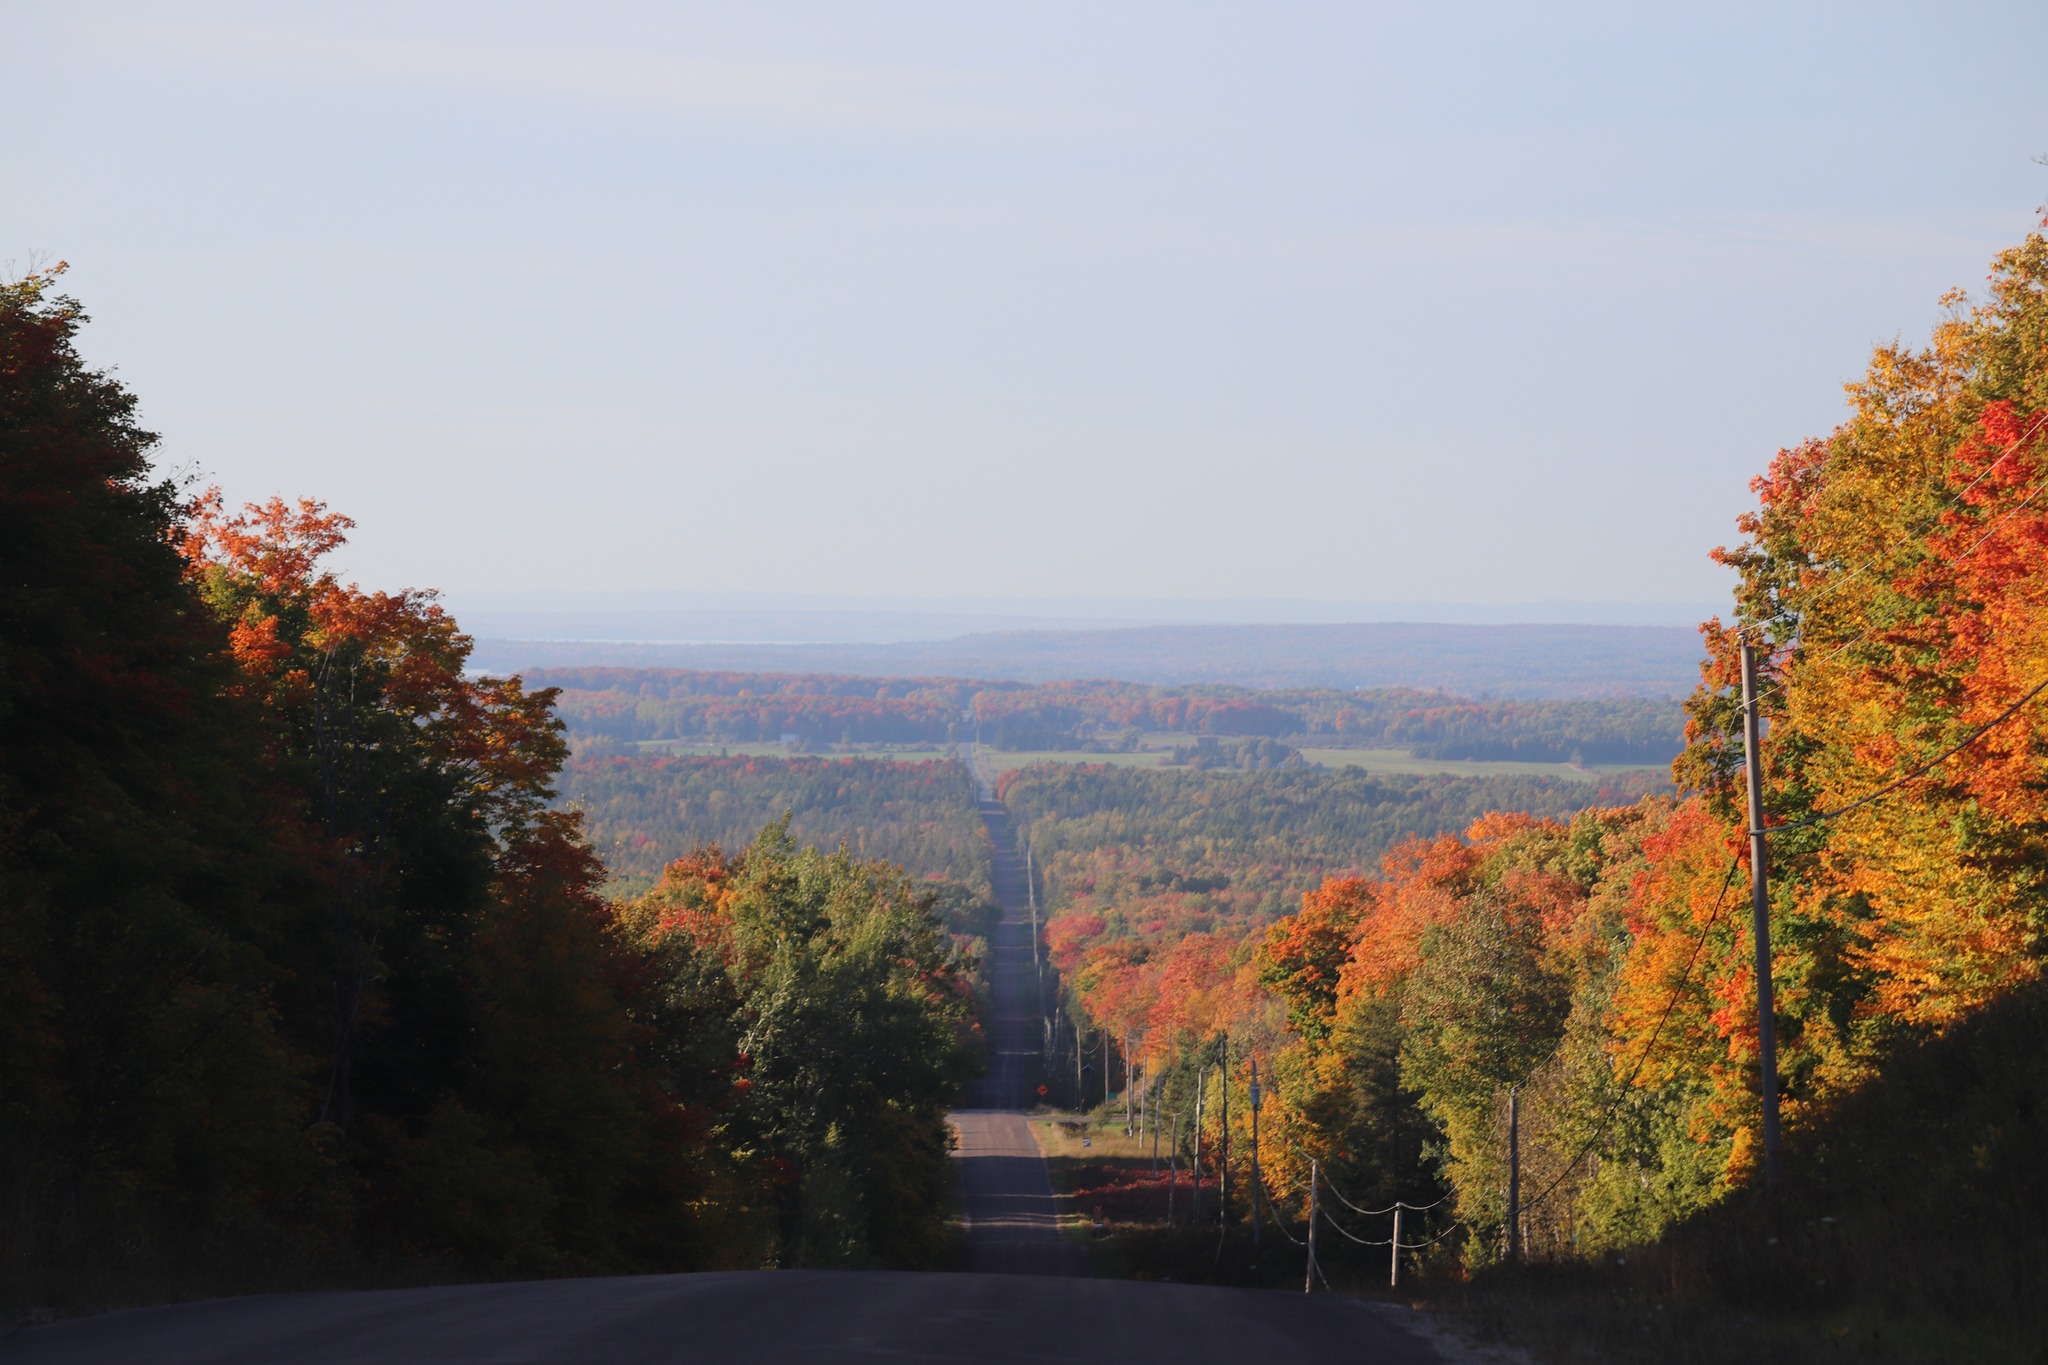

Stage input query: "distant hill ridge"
[{"left": 470, "top": 621, "right": 1706, "bottom": 700}]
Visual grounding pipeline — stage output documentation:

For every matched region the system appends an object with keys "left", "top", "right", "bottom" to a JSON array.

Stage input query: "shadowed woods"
[{"left": 8, "top": 805, "right": 1445, "bottom": 1362}]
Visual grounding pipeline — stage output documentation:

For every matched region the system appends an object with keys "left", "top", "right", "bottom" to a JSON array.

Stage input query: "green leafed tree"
[{"left": 617, "top": 820, "right": 979, "bottom": 1269}]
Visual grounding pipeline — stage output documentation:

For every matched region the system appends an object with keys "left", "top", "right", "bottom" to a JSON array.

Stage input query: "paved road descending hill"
[
  {"left": 3, "top": 1270, "right": 1447, "bottom": 1363},
  {"left": 3, "top": 763, "right": 1448, "bottom": 1363},
  {"left": 951, "top": 791, "right": 1086, "bottom": 1275}
]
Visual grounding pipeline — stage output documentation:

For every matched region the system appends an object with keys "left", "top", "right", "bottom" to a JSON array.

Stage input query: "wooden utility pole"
[
  {"left": 1506, "top": 1085, "right": 1521, "bottom": 1263},
  {"left": 1739, "top": 639, "right": 1785, "bottom": 1194},
  {"left": 1304, "top": 1160, "right": 1319, "bottom": 1294},
  {"left": 1192, "top": 1071, "right": 1206, "bottom": 1224},
  {"left": 1217, "top": 1034, "right": 1231, "bottom": 1227},
  {"left": 1390, "top": 1205, "right": 1402, "bottom": 1287},
  {"left": 1026, "top": 839, "right": 1039, "bottom": 976},
  {"left": 1074, "top": 1024, "right": 1084, "bottom": 1111},
  {"left": 1150, "top": 1078, "right": 1161, "bottom": 1172},
  {"left": 1124, "top": 1033, "right": 1135, "bottom": 1136},
  {"left": 1249, "top": 1055, "right": 1264, "bottom": 1250},
  {"left": 1167, "top": 1113, "right": 1179, "bottom": 1226}
]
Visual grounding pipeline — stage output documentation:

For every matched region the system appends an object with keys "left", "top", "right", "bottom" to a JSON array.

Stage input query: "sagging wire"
[
  {"left": 1747, "top": 410, "right": 2047, "bottom": 646},
  {"left": 1750, "top": 415, "right": 2048, "bottom": 710},
  {"left": 1316, "top": 1205, "right": 1391, "bottom": 1247},
  {"left": 1276, "top": 1132, "right": 1443, "bottom": 1218},
  {"left": 1262, "top": 1191, "right": 1306, "bottom": 1248},
  {"left": 1759, "top": 677, "right": 2048, "bottom": 835},
  {"left": 1514, "top": 852, "right": 1743, "bottom": 1218}
]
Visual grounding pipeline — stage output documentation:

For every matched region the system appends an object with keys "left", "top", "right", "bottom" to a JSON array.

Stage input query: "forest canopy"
[
  {"left": 0, "top": 269, "right": 975, "bottom": 1306},
  {"left": 1029, "top": 231, "right": 2048, "bottom": 1343},
  {"left": 12, "top": 222, "right": 2048, "bottom": 1346},
  {"left": 537, "top": 666, "right": 1686, "bottom": 766}
]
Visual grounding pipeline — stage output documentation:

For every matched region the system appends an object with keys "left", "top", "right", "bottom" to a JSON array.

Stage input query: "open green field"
[
  {"left": 1296, "top": 747, "right": 1662, "bottom": 780},
  {"left": 973, "top": 748, "right": 1172, "bottom": 772},
  {"left": 628, "top": 740, "right": 961, "bottom": 763},
  {"left": 990, "top": 740, "right": 1664, "bottom": 783},
  {"left": 622, "top": 738, "right": 1666, "bottom": 784}
]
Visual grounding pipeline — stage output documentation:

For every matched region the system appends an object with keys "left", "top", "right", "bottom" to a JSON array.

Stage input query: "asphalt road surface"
[
  {"left": 2, "top": 780, "right": 1445, "bottom": 1363},
  {"left": 3, "top": 1270, "right": 1447, "bottom": 1363},
  {"left": 953, "top": 795, "right": 1087, "bottom": 1277}
]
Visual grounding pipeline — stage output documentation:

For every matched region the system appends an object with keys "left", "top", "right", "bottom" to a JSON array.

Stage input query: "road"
[
  {"left": 2, "top": 772, "right": 1446, "bottom": 1363},
  {"left": 2, "top": 1270, "right": 1447, "bottom": 1363},
  {"left": 952, "top": 791, "right": 1087, "bottom": 1276}
]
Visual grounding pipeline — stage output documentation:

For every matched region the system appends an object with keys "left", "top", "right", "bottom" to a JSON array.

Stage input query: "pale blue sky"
[{"left": 6, "top": 2, "right": 2045, "bottom": 611}]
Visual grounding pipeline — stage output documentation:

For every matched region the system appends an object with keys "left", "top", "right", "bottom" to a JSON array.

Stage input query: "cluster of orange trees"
[
  {"left": 1041, "top": 231, "right": 2048, "bottom": 1263},
  {"left": 0, "top": 270, "right": 977, "bottom": 1303}
]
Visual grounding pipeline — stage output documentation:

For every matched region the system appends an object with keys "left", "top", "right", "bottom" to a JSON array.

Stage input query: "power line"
[
  {"left": 1517, "top": 665, "right": 2048, "bottom": 1218},
  {"left": 1749, "top": 411, "right": 2047, "bottom": 641},
  {"left": 1316, "top": 1205, "right": 1391, "bottom": 1247},
  {"left": 1750, "top": 418, "right": 2048, "bottom": 709},
  {"left": 1319, "top": 1180, "right": 1444, "bottom": 1220},
  {"left": 1273, "top": 1130, "right": 1443, "bottom": 1218},
  {"left": 1516, "top": 853, "right": 1743, "bottom": 1217},
  {"left": 1761, "top": 676, "right": 2048, "bottom": 835},
  {"left": 1262, "top": 1191, "right": 1305, "bottom": 1247}
]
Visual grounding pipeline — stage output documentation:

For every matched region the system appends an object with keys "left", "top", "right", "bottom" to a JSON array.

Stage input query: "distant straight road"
[
  {"left": 3, "top": 771, "right": 1445, "bottom": 1363},
  {"left": 951, "top": 787, "right": 1086, "bottom": 1276}
]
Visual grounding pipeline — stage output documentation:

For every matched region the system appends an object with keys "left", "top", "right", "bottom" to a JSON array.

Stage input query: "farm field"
[
  {"left": 628, "top": 739, "right": 961, "bottom": 763},
  {"left": 623, "top": 738, "right": 1667, "bottom": 784},
  {"left": 972, "top": 747, "right": 1172, "bottom": 772},
  {"left": 1295, "top": 746, "right": 1664, "bottom": 780}
]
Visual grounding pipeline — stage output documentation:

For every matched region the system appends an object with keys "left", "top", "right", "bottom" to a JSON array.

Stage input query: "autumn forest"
[{"left": 7, "top": 230, "right": 2048, "bottom": 1352}]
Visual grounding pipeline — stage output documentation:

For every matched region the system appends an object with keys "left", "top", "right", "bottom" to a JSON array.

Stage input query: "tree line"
[
  {"left": 0, "top": 271, "right": 976, "bottom": 1310},
  {"left": 1035, "top": 230, "right": 2048, "bottom": 1342},
  {"left": 535, "top": 668, "right": 1686, "bottom": 764}
]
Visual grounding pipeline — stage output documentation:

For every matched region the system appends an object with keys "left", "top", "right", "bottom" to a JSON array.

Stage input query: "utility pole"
[
  {"left": 1150, "top": 1076, "right": 1161, "bottom": 1172},
  {"left": 1304, "top": 1160, "right": 1319, "bottom": 1294},
  {"left": 1218, "top": 1034, "right": 1231, "bottom": 1228},
  {"left": 1739, "top": 639, "right": 1785, "bottom": 1195},
  {"left": 1124, "top": 1033, "right": 1135, "bottom": 1136},
  {"left": 1506, "top": 1084, "right": 1521, "bottom": 1263},
  {"left": 1390, "top": 1205, "right": 1402, "bottom": 1288},
  {"left": 1026, "top": 839, "right": 1040, "bottom": 976},
  {"left": 1167, "top": 1113, "right": 1179, "bottom": 1226},
  {"left": 1192, "top": 1070, "right": 1206, "bottom": 1224},
  {"left": 1249, "top": 1055, "right": 1264, "bottom": 1251},
  {"left": 1074, "top": 1024, "right": 1084, "bottom": 1111}
]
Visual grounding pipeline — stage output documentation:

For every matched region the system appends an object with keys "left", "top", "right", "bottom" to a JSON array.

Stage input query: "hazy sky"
[{"left": 7, "top": 2, "right": 2046, "bottom": 609}]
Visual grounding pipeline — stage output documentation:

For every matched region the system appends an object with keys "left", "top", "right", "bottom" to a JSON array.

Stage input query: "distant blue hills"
[{"left": 465, "top": 619, "right": 1708, "bottom": 700}]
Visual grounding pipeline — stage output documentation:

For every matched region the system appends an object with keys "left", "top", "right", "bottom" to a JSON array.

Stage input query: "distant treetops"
[{"left": 538, "top": 665, "right": 1686, "bottom": 766}]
